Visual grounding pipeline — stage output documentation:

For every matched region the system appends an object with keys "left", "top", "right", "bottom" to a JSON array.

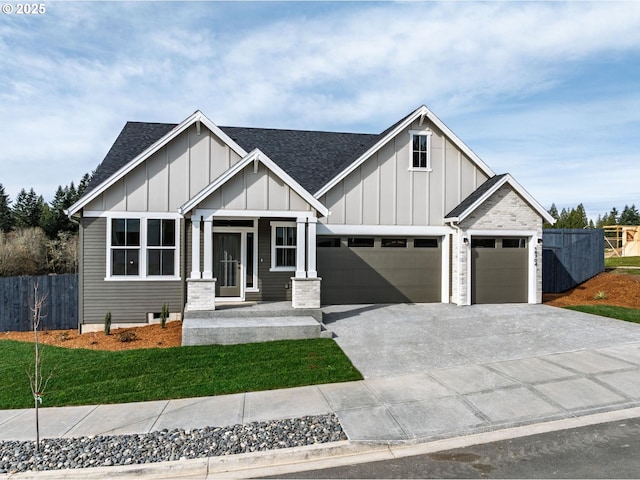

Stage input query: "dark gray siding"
[{"left": 81, "top": 217, "right": 185, "bottom": 325}]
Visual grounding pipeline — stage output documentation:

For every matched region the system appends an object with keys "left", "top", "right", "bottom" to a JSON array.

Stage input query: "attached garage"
[
  {"left": 471, "top": 237, "right": 529, "bottom": 304},
  {"left": 317, "top": 236, "right": 442, "bottom": 304}
]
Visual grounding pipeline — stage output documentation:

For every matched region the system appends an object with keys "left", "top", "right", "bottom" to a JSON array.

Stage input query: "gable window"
[
  {"left": 409, "top": 130, "right": 432, "bottom": 171},
  {"left": 271, "top": 222, "right": 296, "bottom": 271},
  {"left": 107, "top": 215, "right": 180, "bottom": 280}
]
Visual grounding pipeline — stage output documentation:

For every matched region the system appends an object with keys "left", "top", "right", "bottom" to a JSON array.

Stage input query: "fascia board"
[
  {"left": 502, "top": 174, "right": 556, "bottom": 224},
  {"left": 179, "top": 149, "right": 329, "bottom": 217},
  {"left": 67, "top": 111, "right": 248, "bottom": 216},
  {"left": 314, "top": 106, "right": 427, "bottom": 198}
]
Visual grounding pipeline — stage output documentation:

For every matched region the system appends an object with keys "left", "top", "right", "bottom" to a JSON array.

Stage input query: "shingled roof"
[
  {"left": 445, "top": 173, "right": 507, "bottom": 220},
  {"left": 84, "top": 121, "right": 380, "bottom": 197}
]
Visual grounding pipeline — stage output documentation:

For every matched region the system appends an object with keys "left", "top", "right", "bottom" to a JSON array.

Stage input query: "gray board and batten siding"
[
  {"left": 0, "top": 274, "right": 78, "bottom": 332},
  {"left": 542, "top": 229, "right": 605, "bottom": 294},
  {"left": 318, "top": 118, "right": 489, "bottom": 227},
  {"left": 79, "top": 216, "right": 185, "bottom": 325}
]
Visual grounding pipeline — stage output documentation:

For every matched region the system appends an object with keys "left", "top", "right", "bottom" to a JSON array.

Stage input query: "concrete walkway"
[{"left": 3, "top": 304, "right": 640, "bottom": 475}]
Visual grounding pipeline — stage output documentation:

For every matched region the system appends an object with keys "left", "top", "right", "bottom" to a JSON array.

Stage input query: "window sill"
[
  {"left": 408, "top": 167, "right": 433, "bottom": 172},
  {"left": 104, "top": 276, "right": 182, "bottom": 282}
]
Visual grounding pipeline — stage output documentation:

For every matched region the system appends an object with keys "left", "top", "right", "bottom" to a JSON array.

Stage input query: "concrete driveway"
[{"left": 323, "top": 303, "right": 640, "bottom": 378}]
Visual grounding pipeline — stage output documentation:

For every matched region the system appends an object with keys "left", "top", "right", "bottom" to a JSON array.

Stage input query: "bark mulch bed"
[{"left": 543, "top": 271, "right": 640, "bottom": 309}]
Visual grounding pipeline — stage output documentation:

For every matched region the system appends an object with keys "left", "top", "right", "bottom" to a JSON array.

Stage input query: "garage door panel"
[
  {"left": 471, "top": 238, "right": 528, "bottom": 304},
  {"left": 318, "top": 238, "right": 442, "bottom": 305}
]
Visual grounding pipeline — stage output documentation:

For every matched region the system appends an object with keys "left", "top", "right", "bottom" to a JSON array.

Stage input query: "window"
[
  {"left": 414, "top": 238, "right": 439, "bottom": 248},
  {"left": 502, "top": 238, "right": 526, "bottom": 248},
  {"left": 381, "top": 238, "right": 407, "bottom": 248},
  {"left": 409, "top": 130, "right": 432, "bottom": 170},
  {"left": 317, "top": 237, "right": 341, "bottom": 248},
  {"left": 108, "top": 216, "right": 179, "bottom": 279},
  {"left": 246, "top": 232, "right": 254, "bottom": 288},
  {"left": 147, "top": 219, "right": 175, "bottom": 276},
  {"left": 111, "top": 219, "right": 140, "bottom": 276},
  {"left": 471, "top": 238, "right": 496, "bottom": 248},
  {"left": 348, "top": 237, "right": 374, "bottom": 248},
  {"left": 271, "top": 223, "right": 296, "bottom": 270}
]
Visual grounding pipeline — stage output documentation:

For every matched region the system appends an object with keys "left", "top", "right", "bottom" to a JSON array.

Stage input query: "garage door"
[
  {"left": 317, "top": 237, "right": 442, "bottom": 304},
  {"left": 471, "top": 237, "right": 528, "bottom": 304}
]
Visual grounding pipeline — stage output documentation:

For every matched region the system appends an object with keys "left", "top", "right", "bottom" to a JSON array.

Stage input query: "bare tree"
[{"left": 26, "top": 282, "right": 54, "bottom": 452}]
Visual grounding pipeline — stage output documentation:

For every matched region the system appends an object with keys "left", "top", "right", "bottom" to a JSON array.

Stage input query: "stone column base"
[
  {"left": 186, "top": 278, "right": 217, "bottom": 311},
  {"left": 291, "top": 277, "right": 321, "bottom": 309}
]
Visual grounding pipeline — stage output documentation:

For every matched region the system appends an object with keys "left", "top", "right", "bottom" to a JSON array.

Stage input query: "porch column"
[
  {"left": 203, "top": 219, "right": 213, "bottom": 279},
  {"left": 190, "top": 217, "right": 201, "bottom": 279},
  {"left": 307, "top": 218, "right": 317, "bottom": 278},
  {"left": 295, "top": 218, "right": 307, "bottom": 278}
]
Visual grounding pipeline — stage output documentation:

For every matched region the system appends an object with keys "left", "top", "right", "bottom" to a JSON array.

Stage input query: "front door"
[{"left": 214, "top": 233, "right": 241, "bottom": 297}]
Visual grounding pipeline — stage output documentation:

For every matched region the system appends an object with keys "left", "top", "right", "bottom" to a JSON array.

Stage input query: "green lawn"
[
  {"left": 605, "top": 256, "right": 640, "bottom": 268},
  {"left": 566, "top": 305, "right": 640, "bottom": 324},
  {"left": 0, "top": 339, "right": 362, "bottom": 409}
]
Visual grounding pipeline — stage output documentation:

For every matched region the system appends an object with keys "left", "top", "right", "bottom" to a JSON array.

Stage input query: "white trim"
[
  {"left": 408, "top": 129, "right": 433, "bottom": 172},
  {"left": 210, "top": 220, "right": 259, "bottom": 295},
  {"left": 314, "top": 105, "right": 495, "bottom": 198},
  {"left": 195, "top": 209, "right": 317, "bottom": 220},
  {"left": 270, "top": 221, "right": 297, "bottom": 272},
  {"left": 85, "top": 210, "right": 181, "bottom": 219},
  {"left": 307, "top": 218, "right": 317, "bottom": 278},
  {"left": 441, "top": 234, "right": 450, "bottom": 304},
  {"left": 203, "top": 219, "right": 213, "bottom": 279},
  {"left": 67, "top": 111, "right": 247, "bottom": 216},
  {"left": 295, "top": 218, "right": 307, "bottom": 278},
  {"left": 105, "top": 213, "right": 181, "bottom": 281},
  {"left": 448, "top": 174, "right": 555, "bottom": 225},
  {"left": 317, "top": 224, "right": 453, "bottom": 236},
  {"left": 178, "top": 148, "right": 329, "bottom": 217},
  {"left": 190, "top": 218, "right": 201, "bottom": 279},
  {"left": 465, "top": 229, "right": 538, "bottom": 305}
]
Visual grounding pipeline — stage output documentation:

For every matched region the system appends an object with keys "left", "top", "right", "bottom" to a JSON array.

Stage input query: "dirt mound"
[{"left": 544, "top": 271, "right": 640, "bottom": 309}]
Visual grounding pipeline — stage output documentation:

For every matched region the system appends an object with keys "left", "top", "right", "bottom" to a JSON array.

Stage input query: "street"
[{"left": 268, "top": 416, "right": 640, "bottom": 478}]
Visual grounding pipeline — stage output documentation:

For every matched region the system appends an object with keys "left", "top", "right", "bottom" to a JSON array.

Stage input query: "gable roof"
[
  {"left": 445, "top": 173, "right": 555, "bottom": 224},
  {"left": 314, "top": 105, "right": 496, "bottom": 198},
  {"left": 178, "top": 148, "right": 329, "bottom": 217}
]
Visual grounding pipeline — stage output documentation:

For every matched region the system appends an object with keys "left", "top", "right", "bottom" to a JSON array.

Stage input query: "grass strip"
[
  {"left": 605, "top": 256, "right": 640, "bottom": 268},
  {"left": 565, "top": 304, "right": 640, "bottom": 324},
  {"left": 0, "top": 338, "right": 362, "bottom": 409}
]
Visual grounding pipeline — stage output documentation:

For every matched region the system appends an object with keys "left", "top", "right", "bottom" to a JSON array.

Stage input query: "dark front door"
[{"left": 214, "top": 233, "right": 241, "bottom": 297}]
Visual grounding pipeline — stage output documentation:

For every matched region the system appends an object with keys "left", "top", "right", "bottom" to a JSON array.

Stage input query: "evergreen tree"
[
  {"left": 0, "top": 183, "right": 13, "bottom": 232},
  {"left": 619, "top": 204, "right": 640, "bottom": 225},
  {"left": 12, "top": 188, "right": 43, "bottom": 228},
  {"left": 548, "top": 203, "right": 560, "bottom": 221}
]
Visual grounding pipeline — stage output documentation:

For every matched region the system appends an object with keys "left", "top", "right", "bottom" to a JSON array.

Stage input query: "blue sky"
[{"left": 1, "top": 1, "right": 639, "bottom": 221}]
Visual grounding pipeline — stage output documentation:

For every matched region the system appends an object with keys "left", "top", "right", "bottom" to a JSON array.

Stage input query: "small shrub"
[
  {"left": 594, "top": 291, "right": 607, "bottom": 300},
  {"left": 160, "top": 303, "right": 169, "bottom": 329},
  {"left": 118, "top": 331, "right": 136, "bottom": 343},
  {"left": 104, "top": 311, "right": 112, "bottom": 335},
  {"left": 56, "top": 331, "right": 70, "bottom": 342}
]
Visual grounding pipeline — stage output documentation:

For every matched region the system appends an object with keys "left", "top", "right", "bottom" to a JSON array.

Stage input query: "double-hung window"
[
  {"left": 111, "top": 219, "right": 140, "bottom": 276},
  {"left": 108, "top": 216, "right": 179, "bottom": 279},
  {"left": 271, "top": 223, "right": 296, "bottom": 271},
  {"left": 409, "top": 130, "right": 432, "bottom": 171}
]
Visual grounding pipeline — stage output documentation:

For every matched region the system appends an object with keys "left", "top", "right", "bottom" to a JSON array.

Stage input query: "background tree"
[
  {"left": 619, "top": 204, "right": 640, "bottom": 225},
  {"left": 12, "top": 188, "right": 44, "bottom": 229},
  {"left": 0, "top": 183, "right": 13, "bottom": 232}
]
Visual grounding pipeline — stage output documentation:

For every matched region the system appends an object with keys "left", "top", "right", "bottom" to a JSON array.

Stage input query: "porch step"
[
  {"left": 182, "top": 316, "right": 328, "bottom": 346},
  {"left": 183, "top": 306, "right": 323, "bottom": 323}
]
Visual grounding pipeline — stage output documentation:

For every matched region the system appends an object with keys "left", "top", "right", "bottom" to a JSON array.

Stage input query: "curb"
[{"left": 5, "top": 406, "right": 640, "bottom": 479}]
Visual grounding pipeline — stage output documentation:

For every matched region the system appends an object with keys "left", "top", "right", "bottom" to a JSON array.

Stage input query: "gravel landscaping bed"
[{"left": 0, "top": 414, "right": 346, "bottom": 473}]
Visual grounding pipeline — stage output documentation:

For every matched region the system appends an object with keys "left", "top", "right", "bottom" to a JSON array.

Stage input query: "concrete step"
[
  {"left": 184, "top": 307, "right": 323, "bottom": 323},
  {"left": 182, "top": 316, "right": 326, "bottom": 346}
]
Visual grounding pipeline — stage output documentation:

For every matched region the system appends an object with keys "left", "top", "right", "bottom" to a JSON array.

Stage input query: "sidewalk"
[{"left": 3, "top": 342, "right": 640, "bottom": 445}]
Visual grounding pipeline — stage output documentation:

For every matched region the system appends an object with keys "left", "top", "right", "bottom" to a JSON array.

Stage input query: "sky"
[{"left": 1, "top": 1, "right": 639, "bottom": 221}]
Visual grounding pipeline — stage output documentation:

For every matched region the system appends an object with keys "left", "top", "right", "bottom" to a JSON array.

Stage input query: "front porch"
[{"left": 182, "top": 301, "right": 333, "bottom": 346}]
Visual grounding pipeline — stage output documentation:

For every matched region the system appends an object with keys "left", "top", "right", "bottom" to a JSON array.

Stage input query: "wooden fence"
[
  {"left": 0, "top": 274, "right": 78, "bottom": 332},
  {"left": 542, "top": 229, "right": 604, "bottom": 293}
]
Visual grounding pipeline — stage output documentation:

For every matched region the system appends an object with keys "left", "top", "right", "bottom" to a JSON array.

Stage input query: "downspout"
[{"left": 446, "top": 219, "right": 463, "bottom": 306}]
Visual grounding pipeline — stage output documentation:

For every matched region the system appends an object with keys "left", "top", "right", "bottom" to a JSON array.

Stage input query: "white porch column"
[
  {"left": 190, "top": 217, "right": 201, "bottom": 279},
  {"left": 203, "top": 219, "right": 213, "bottom": 279},
  {"left": 295, "top": 217, "right": 307, "bottom": 278},
  {"left": 307, "top": 217, "right": 317, "bottom": 278}
]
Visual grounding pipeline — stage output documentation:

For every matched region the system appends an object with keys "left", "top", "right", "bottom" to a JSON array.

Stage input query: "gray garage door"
[
  {"left": 317, "top": 237, "right": 442, "bottom": 304},
  {"left": 471, "top": 237, "right": 528, "bottom": 304}
]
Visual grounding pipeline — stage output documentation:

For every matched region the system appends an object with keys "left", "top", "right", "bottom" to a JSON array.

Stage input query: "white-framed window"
[
  {"left": 106, "top": 213, "right": 180, "bottom": 280},
  {"left": 409, "top": 130, "right": 432, "bottom": 171},
  {"left": 270, "top": 222, "right": 296, "bottom": 271}
]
